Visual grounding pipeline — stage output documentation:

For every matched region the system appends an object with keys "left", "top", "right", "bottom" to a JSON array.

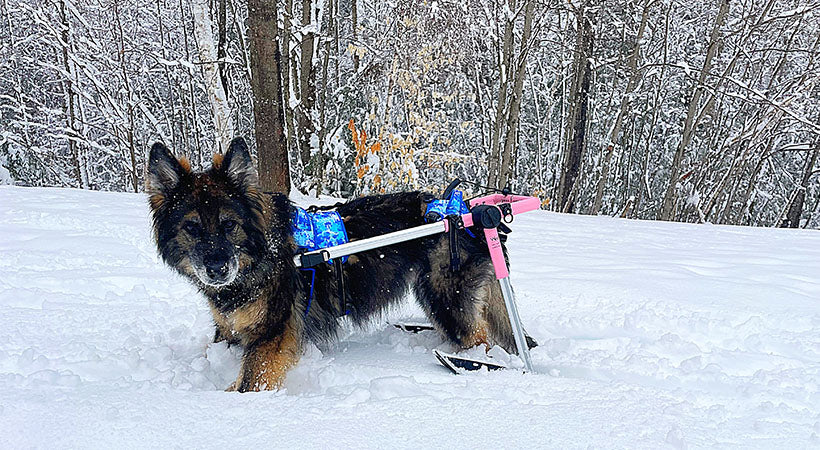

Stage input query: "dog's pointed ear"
[
  {"left": 220, "top": 137, "right": 258, "bottom": 191},
  {"left": 146, "top": 142, "right": 189, "bottom": 195}
]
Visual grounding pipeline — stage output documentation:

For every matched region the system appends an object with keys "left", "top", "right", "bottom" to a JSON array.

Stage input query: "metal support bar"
[
  {"left": 294, "top": 221, "right": 447, "bottom": 267},
  {"left": 499, "top": 277, "right": 534, "bottom": 372}
]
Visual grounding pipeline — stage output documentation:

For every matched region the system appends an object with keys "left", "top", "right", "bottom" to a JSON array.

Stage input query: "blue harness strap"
[
  {"left": 424, "top": 188, "right": 476, "bottom": 272},
  {"left": 300, "top": 267, "right": 316, "bottom": 318},
  {"left": 424, "top": 189, "right": 470, "bottom": 221},
  {"left": 291, "top": 207, "right": 316, "bottom": 250},
  {"left": 425, "top": 189, "right": 475, "bottom": 239}
]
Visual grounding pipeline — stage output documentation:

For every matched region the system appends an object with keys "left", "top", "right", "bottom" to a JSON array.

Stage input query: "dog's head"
[{"left": 146, "top": 137, "right": 268, "bottom": 289}]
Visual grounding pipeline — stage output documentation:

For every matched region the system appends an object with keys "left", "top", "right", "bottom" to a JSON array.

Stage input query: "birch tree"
[{"left": 192, "top": 0, "right": 234, "bottom": 152}]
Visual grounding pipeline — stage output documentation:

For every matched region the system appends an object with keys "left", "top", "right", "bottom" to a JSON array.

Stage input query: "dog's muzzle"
[{"left": 193, "top": 251, "right": 239, "bottom": 287}]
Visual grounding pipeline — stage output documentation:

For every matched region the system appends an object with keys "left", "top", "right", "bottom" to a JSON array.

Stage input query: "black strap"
[
  {"left": 299, "top": 249, "right": 330, "bottom": 268},
  {"left": 333, "top": 258, "right": 349, "bottom": 316},
  {"left": 442, "top": 178, "right": 461, "bottom": 199},
  {"left": 446, "top": 215, "right": 463, "bottom": 272},
  {"left": 300, "top": 268, "right": 316, "bottom": 318}
]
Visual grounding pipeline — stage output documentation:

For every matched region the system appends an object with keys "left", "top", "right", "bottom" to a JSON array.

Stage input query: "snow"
[
  {"left": 1, "top": 185, "right": 819, "bottom": 448},
  {"left": 0, "top": 156, "right": 11, "bottom": 185}
]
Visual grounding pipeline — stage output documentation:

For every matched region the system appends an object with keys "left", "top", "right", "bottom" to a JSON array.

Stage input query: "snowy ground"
[{"left": 0, "top": 186, "right": 818, "bottom": 449}]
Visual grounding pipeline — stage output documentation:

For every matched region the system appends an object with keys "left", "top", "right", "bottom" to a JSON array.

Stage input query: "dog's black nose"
[{"left": 203, "top": 253, "right": 230, "bottom": 278}]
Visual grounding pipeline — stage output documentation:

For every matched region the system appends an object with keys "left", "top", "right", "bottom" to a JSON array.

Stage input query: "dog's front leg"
[
  {"left": 210, "top": 305, "right": 239, "bottom": 346},
  {"left": 230, "top": 322, "right": 302, "bottom": 392}
]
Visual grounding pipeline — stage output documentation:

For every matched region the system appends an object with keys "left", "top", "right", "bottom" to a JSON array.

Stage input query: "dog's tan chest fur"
[{"left": 210, "top": 296, "right": 267, "bottom": 345}]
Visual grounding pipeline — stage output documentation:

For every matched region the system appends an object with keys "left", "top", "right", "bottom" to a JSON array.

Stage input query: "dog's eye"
[
  {"left": 221, "top": 219, "right": 238, "bottom": 232},
  {"left": 183, "top": 221, "right": 202, "bottom": 236}
]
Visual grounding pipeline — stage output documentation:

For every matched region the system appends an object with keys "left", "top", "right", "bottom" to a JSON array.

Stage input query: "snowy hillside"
[{"left": 1, "top": 186, "right": 818, "bottom": 449}]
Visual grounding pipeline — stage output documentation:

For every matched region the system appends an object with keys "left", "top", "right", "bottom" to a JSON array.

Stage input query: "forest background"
[{"left": 1, "top": 0, "right": 818, "bottom": 227}]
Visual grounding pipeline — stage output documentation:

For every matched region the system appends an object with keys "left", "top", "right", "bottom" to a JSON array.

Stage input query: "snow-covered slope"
[{"left": 0, "top": 186, "right": 818, "bottom": 449}]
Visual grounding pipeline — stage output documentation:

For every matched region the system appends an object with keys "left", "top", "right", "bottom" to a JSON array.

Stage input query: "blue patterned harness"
[
  {"left": 291, "top": 206, "right": 351, "bottom": 317},
  {"left": 291, "top": 207, "right": 349, "bottom": 263}
]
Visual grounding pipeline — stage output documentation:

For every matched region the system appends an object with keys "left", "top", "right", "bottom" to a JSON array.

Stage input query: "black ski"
[
  {"left": 395, "top": 325, "right": 512, "bottom": 373},
  {"left": 433, "top": 349, "right": 506, "bottom": 374},
  {"left": 393, "top": 322, "right": 436, "bottom": 333}
]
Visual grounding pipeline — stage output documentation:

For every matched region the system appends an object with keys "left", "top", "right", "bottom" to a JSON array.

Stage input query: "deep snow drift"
[{"left": 0, "top": 186, "right": 818, "bottom": 449}]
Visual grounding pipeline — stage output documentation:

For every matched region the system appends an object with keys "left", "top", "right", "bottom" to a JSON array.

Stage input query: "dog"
[{"left": 146, "top": 136, "right": 530, "bottom": 392}]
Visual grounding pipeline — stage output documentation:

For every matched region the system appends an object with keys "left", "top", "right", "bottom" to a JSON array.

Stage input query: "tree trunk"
[
  {"left": 557, "top": 6, "right": 594, "bottom": 213},
  {"left": 180, "top": 0, "right": 203, "bottom": 164},
  {"left": 487, "top": 0, "right": 515, "bottom": 189},
  {"left": 297, "top": 0, "right": 318, "bottom": 173},
  {"left": 315, "top": 0, "right": 334, "bottom": 196},
  {"left": 155, "top": 0, "right": 182, "bottom": 153},
  {"left": 248, "top": 0, "right": 290, "bottom": 193},
  {"left": 782, "top": 148, "right": 818, "bottom": 228},
  {"left": 217, "top": 0, "right": 230, "bottom": 100},
  {"left": 281, "top": 0, "right": 298, "bottom": 170},
  {"left": 658, "top": 0, "right": 729, "bottom": 221},
  {"left": 351, "top": 0, "right": 359, "bottom": 73},
  {"left": 58, "top": 0, "right": 88, "bottom": 189},
  {"left": 113, "top": 0, "right": 139, "bottom": 192},
  {"left": 591, "top": 0, "right": 651, "bottom": 215},
  {"left": 497, "top": 0, "right": 535, "bottom": 190}
]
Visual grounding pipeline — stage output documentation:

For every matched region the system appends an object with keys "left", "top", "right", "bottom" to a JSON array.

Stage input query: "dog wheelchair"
[{"left": 293, "top": 180, "right": 541, "bottom": 372}]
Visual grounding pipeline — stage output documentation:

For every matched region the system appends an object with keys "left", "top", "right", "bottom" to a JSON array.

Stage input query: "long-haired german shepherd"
[{"left": 147, "top": 137, "right": 529, "bottom": 392}]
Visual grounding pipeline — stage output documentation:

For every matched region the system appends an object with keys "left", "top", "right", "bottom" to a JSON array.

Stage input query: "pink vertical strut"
[{"left": 483, "top": 227, "right": 509, "bottom": 279}]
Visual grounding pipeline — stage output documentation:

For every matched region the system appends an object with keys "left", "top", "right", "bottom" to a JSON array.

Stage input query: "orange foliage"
[
  {"left": 349, "top": 119, "right": 382, "bottom": 180},
  {"left": 349, "top": 119, "right": 417, "bottom": 194},
  {"left": 531, "top": 189, "right": 552, "bottom": 209}
]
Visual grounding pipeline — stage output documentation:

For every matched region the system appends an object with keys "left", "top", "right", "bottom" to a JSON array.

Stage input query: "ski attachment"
[
  {"left": 393, "top": 322, "right": 436, "bottom": 333},
  {"left": 433, "top": 349, "right": 506, "bottom": 374}
]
